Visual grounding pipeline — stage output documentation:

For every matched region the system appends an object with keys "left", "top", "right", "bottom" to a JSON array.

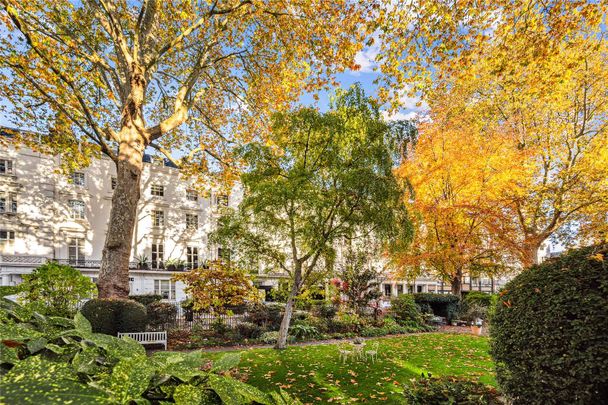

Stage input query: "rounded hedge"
[
  {"left": 491, "top": 244, "right": 608, "bottom": 404},
  {"left": 81, "top": 298, "right": 147, "bottom": 336},
  {"left": 413, "top": 293, "right": 460, "bottom": 321}
]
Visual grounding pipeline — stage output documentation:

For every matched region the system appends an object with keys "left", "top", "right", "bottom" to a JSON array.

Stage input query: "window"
[
  {"left": 218, "top": 247, "right": 231, "bottom": 262},
  {"left": 151, "top": 184, "right": 164, "bottom": 197},
  {"left": 407, "top": 284, "right": 414, "bottom": 294},
  {"left": 151, "top": 210, "right": 164, "bottom": 227},
  {"left": 186, "top": 189, "right": 198, "bottom": 202},
  {"left": 152, "top": 243, "right": 164, "bottom": 269},
  {"left": 0, "top": 230, "right": 15, "bottom": 245},
  {"left": 111, "top": 177, "right": 117, "bottom": 190},
  {"left": 397, "top": 284, "right": 404, "bottom": 295},
  {"left": 417, "top": 285, "right": 423, "bottom": 293},
  {"left": 0, "top": 159, "right": 13, "bottom": 175},
  {"left": 216, "top": 193, "right": 229, "bottom": 207},
  {"left": 154, "top": 279, "right": 176, "bottom": 300},
  {"left": 187, "top": 247, "right": 199, "bottom": 269},
  {"left": 0, "top": 194, "right": 17, "bottom": 214},
  {"left": 69, "top": 200, "right": 86, "bottom": 219},
  {"left": 70, "top": 172, "right": 85, "bottom": 186},
  {"left": 383, "top": 284, "right": 392, "bottom": 296},
  {"left": 68, "top": 238, "right": 85, "bottom": 265},
  {"left": 185, "top": 213, "right": 198, "bottom": 230}
]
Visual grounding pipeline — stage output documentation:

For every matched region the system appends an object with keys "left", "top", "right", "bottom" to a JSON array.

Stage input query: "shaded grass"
[{"left": 202, "top": 333, "right": 495, "bottom": 404}]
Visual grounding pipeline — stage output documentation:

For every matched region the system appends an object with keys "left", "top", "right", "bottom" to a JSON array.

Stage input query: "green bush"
[
  {"left": 491, "top": 244, "right": 608, "bottom": 404},
  {"left": 260, "top": 331, "right": 296, "bottom": 344},
  {"left": 413, "top": 293, "right": 460, "bottom": 321},
  {"left": 129, "top": 294, "right": 163, "bottom": 306},
  {"left": 80, "top": 298, "right": 147, "bottom": 335},
  {"left": 0, "top": 298, "right": 300, "bottom": 404},
  {"left": 289, "top": 324, "right": 319, "bottom": 340},
  {"left": 0, "top": 286, "right": 18, "bottom": 297},
  {"left": 17, "top": 262, "right": 96, "bottom": 317},
  {"left": 391, "top": 294, "right": 424, "bottom": 326},
  {"left": 463, "top": 291, "right": 494, "bottom": 307},
  {"left": 245, "top": 302, "right": 284, "bottom": 329},
  {"left": 404, "top": 376, "right": 500, "bottom": 404},
  {"left": 234, "top": 322, "right": 263, "bottom": 339},
  {"left": 146, "top": 301, "right": 177, "bottom": 328},
  {"left": 328, "top": 312, "right": 363, "bottom": 333},
  {"left": 313, "top": 303, "right": 337, "bottom": 319}
]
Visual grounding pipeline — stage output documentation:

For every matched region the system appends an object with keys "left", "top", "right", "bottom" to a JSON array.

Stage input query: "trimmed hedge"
[
  {"left": 413, "top": 293, "right": 460, "bottom": 321},
  {"left": 391, "top": 294, "right": 423, "bottom": 326},
  {"left": 463, "top": 291, "right": 494, "bottom": 307},
  {"left": 491, "top": 244, "right": 608, "bottom": 404},
  {"left": 81, "top": 298, "right": 147, "bottom": 336},
  {"left": 146, "top": 301, "right": 177, "bottom": 328},
  {"left": 129, "top": 294, "right": 163, "bottom": 306}
]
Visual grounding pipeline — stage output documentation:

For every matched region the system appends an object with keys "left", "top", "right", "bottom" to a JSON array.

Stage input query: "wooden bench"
[{"left": 117, "top": 331, "right": 167, "bottom": 350}]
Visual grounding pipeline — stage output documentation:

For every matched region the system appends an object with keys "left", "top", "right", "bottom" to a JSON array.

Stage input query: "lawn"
[{"left": 202, "top": 333, "right": 495, "bottom": 404}]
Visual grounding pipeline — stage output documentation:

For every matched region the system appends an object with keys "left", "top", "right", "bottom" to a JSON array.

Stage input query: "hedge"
[
  {"left": 491, "top": 244, "right": 608, "bottom": 404},
  {"left": 413, "top": 293, "right": 460, "bottom": 321},
  {"left": 129, "top": 294, "right": 163, "bottom": 306},
  {"left": 81, "top": 298, "right": 147, "bottom": 336}
]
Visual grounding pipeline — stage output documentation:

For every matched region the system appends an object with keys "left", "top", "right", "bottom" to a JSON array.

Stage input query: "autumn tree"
[
  {"left": 172, "top": 260, "right": 259, "bottom": 314},
  {"left": 0, "top": 0, "right": 375, "bottom": 298},
  {"left": 211, "top": 86, "right": 411, "bottom": 348}
]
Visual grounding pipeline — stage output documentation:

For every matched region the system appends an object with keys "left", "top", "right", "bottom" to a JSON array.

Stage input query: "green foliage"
[
  {"left": 234, "top": 322, "right": 263, "bottom": 339},
  {"left": 129, "top": 294, "right": 163, "bottom": 306},
  {"left": 491, "top": 244, "right": 608, "bottom": 404},
  {"left": 313, "top": 303, "right": 338, "bottom": 319},
  {"left": 329, "top": 312, "right": 364, "bottom": 333},
  {"left": 289, "top": 324, "right": 319, "bottom": 340},
  {"left": 0, "top": 298, "right": 301, "bottom": 404},
  {"left": 0, "top": 286, "right": 18, "bottom": 297},
  {"left": 245, "top": 302, "right": 285, "bottom": 330},
  {"left": 413, "top": 293, "right": 460, "bottom": 321},
  {"left": 17, "top": 262, "right": 96, "bottom": 317},
  {"left": 391, "top": 294, "right": 424, "bottom": 326},
  {"left": 404, "top": 375, "right": 500, "bottom": 404},
  {"left": 80, "top": 298, "right": 147, "bottom": 336},
  {"left": 463, "top": 291, "right": 494, "bottom": 308},
  {"left": 146, "top": 301, "right": 177, "bottom": 329},
  {"left": 336, "top": 250, "right": 383, "bottom": 315}
]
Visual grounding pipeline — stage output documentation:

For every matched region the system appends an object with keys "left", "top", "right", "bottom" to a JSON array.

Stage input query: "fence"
[{"left": 149, "top": 300, "right": 248, "bottom": 331}]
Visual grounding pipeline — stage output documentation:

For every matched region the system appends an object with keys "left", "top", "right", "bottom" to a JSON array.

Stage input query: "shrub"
[
  {"left": 391, "top": 294, "right": 423, "bottom": 326},
  {"left": 146, "top": 301, "right": 177, "bottom": 328},
  {"left": 463, "top": 291, "right": 494, "bottom": 307},
  {"left": 80, "top": 298, "right": 147, "bottom": 335},
  {"left": 17, "top": 262, "right": 96, "bottom": 317},
  {"left": 413, "top": 293, "right": 460, "bottom": 321},
  {"left": 459, "top": 303, "right": 488, "bottom": 324},
  {"left": 404, "top": 376, "right": 500, "bottom": 404},
  {"left": 491, "top": 244, "right": 608, "bottom": 404},
  {"left": 245, "top": 302, "right": 284, "bottom": 330},
  {"left": 234, "top": 322, "right": 263, "bottom": 339},
  {"left": 289, "top": 324, "right": 319, "bottom": 340},
  {"left": 329, "top": 312, "right": 363, "bottom": 333},
  {"left": 129, "top": 294, "right": 163, "bottom": 306},
  {"left": 0, "top": 298, "right": 299, "bottom": 404},
  {"left": 260, "top": 331, "right": 283, "bottom": 344},
  {"left": 0, "top": 285, "right": 18, "bottom": 298},
  {"left": 314, "top": 303, "right": 337, "bottom": 319}
]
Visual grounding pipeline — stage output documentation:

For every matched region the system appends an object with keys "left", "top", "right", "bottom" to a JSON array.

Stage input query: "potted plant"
[
  {"left": 165, "top": 258, "right": 178, "bottom": 272},
  {"left": 176, "top": 259, "right": 186, "bottom": 272},
  {"left": 136, "top": 254, "right": 149, "bottom": 270},
  {"left": 471, "top": 318, "right": 484, "bottom": 336}
]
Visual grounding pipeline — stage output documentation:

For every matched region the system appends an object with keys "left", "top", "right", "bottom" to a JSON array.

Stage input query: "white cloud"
[
  {"left": 352, "top": 46, "right": 379, "bottom": 74},
  {"left": 381, "top": 110, "right": 419, "bottom": 122}
]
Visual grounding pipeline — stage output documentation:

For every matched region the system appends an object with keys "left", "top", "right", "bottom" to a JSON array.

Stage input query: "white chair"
[
  {"left": 338, "top": 344, "right": 353, "bottom": 363},
  {"left": 364, "top": 341, "right": 379, "bottom": 363}
]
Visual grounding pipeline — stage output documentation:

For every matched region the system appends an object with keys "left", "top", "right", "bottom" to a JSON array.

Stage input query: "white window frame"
[
  {"left": 185, "top": 213, "right": 198, "bottom": 230},
  {"left": 151, "top": 209, "right": 164, "bottom": 227},
  {"left": 152, "top": 243, "right": 164, "bottom": 269},
  {"left": 186, "top": 246, "right": 199, "bottom": 269},
  {"left": 0, "top": 193, "right": 17, "bottom": 214},
  {"left": 70, "top": 172, "right": 85, "bottom": 186},
  {"left": 68, "top": 238, "right": 85, "bottom": 265},
  {"left": 186, "top": 189, "right": 198, "bottom": 202},
  {"left": 0, "top": 159, "right": 14, "bottom": 175},
  {"left": 151, "top": 184, "right": 164, "bottom": 197},
  {"left": 154, "top": 279, "right": 175, "bottom": 300},
  {"left": 69, "top": 200, "right": 86, "bottom": 219},
  {"left": 0, "top": 230, "right": 15, "bottom": 245}
]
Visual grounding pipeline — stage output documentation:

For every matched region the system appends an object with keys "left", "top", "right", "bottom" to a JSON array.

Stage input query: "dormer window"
[
  {"left": 151, "top": 184, "right": 164, "bottom": 197},
  {"left": 70, "top": 172, "right": 85, "bottom": 186}
]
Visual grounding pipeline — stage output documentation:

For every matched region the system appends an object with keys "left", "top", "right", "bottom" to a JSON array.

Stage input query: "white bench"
[{"left": 117, "top": 331, "right": 167, "bottom": 350}]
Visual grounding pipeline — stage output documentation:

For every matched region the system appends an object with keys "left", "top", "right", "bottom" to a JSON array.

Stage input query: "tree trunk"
[
  {"left": 450, "top": 268, "right": 463, "bottom": 297},
  {"left": 521, "top": 238, "right": 543, "bottom": 269},
  {"left": 97, "top": 139, "right": 144, "bottom": 298},
  {"left": 276, "top": 262, "right": 302, "bottom": 349}
]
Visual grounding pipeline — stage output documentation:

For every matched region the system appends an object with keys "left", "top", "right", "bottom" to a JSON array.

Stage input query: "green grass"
[{"left": 202, "top": 333, "right": 495, "bottom": 404}]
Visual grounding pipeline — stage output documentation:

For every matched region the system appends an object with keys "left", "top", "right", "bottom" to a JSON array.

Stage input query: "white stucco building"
[{"left": 1, "top": 127, "right": 509, "bottom": 302}]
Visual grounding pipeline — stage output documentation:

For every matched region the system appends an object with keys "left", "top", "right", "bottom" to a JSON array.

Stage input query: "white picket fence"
[{"left": 118, "top": 331, "right": 167, "bottom": 350}]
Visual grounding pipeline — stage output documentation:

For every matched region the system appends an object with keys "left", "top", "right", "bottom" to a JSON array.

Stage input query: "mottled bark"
[
  {"left": 450, "top": 268, "right": 463, "bottom": 297},
  {"left": 521, "top": 238, "right": 543, "bottom": 269},
  {"left": 276, "top": 262, "right": 302, "bottom": 349}
]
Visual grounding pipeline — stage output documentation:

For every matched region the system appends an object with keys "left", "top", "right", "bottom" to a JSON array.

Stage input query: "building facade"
[{"left": 1, "top": 130, "right": 509, "bottom": 302}]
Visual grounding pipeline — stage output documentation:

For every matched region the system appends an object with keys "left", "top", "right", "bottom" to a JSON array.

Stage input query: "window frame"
[
  {"left": 0, "top": 230, "right": 15, "bottom": 244},
  {"left": 68, "top": 237, "right": 85, "bottom": 265},
  {"left": 151, "top": 209, "right": 165, "bottom": 227},
  {"left": 153, "top": 279, "right": 175, "bottom": 300},
  {"left": 186, "top": 189, "right": 198, "bottom": 202},
  {"left": 186, "top": 246, "right": 199, "bottom": 269},
  {"left": 0, "top": 159, "right": 14, "bottom": 175},
  {"left": 151, "top": 184, "right": 165, "bottom": 197},
  {"left": 151, "top": 243, "right": 164, "bottom": 269},
  {"left": 70, "top": 172, "right": 86, "bottom": 187},
  {"left": 185, "top": 213, "right": 198, "bottom": 230},
  {"left": 68, "top": 199, "right": 86, "bottom": 220}
]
